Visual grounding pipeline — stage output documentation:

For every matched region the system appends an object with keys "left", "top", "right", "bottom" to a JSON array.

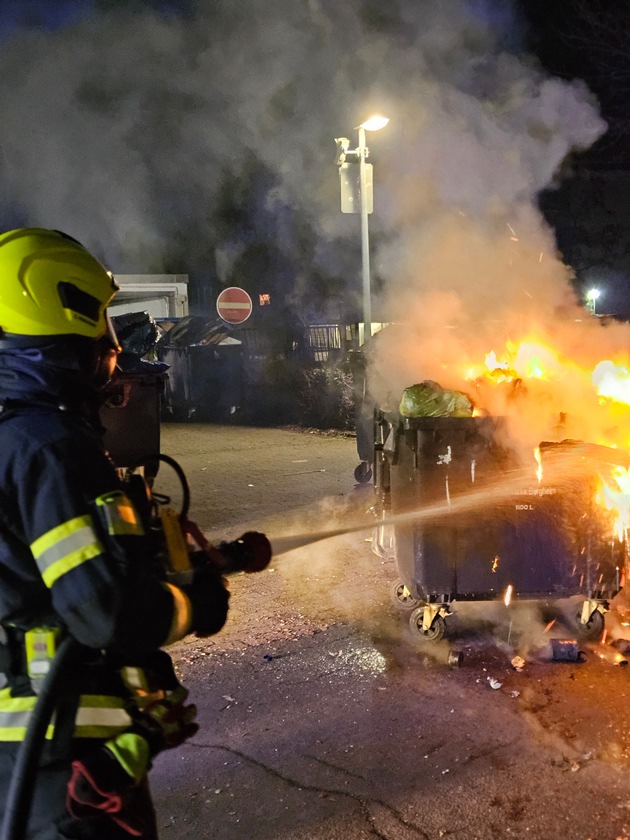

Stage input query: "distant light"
[
  {"left": 259, "top": 293, "right": 271, "bottom": 306},
  {"left": 359, "top": 115, "right": 389, "bottom": 132},
  {"left": 586, "top": 288, "right": 601, "bottom": 302}
]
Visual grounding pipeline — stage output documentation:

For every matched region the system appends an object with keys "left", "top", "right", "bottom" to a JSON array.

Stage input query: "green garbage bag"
[{"left": 399, "top": 381, "right": 474, "bottom": 417}]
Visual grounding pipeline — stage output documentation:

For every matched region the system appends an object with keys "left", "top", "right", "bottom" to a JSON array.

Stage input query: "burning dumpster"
[{"left": 375, "top": 400, "right": 627, "bottom": 642}]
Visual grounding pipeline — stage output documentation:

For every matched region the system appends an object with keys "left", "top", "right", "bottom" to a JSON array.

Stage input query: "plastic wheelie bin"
[{"left": 375, "top": 409, "right": 625, "bottom": 641}]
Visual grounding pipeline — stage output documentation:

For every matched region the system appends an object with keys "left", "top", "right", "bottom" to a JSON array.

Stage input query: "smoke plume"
[{"left": 1, "top": 0, "right": 627, "bottom": 453}]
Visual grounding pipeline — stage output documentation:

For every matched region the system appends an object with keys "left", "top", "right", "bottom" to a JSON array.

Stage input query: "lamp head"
[{"left": 358, "top": 115, "right": 389, "bottom": 132}]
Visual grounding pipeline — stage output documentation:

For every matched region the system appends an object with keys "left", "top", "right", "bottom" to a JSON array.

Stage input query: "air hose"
[
  {"left": 0, "top": 635, "right": 80, "bottom": 840},
  {"left": 127, "top": 452, "right": 191, "bottom": 521}
]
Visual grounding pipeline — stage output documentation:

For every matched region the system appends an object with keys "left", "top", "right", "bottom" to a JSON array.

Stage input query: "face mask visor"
[
  {"left": 88, "top": 311, "right": 121, "bottom": 389},
  {"left": 103, "top": 311, "right": 122, "bottom": 353}
]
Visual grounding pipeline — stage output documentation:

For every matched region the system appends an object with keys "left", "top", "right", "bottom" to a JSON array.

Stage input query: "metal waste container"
[
  {"left": 375, "top": 409, "right": 624, "bottom": 641},
  {"left": 157, "top": 316, "right": 243, "bottom": 421}
]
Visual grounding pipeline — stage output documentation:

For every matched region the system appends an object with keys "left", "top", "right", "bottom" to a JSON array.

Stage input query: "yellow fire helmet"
[{"left": 0, "top": 228, "right": 119, "bottom": 340}]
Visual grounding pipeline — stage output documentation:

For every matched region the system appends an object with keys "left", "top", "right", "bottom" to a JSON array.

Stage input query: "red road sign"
[{"left": 216, "top": 286, "right": 253, "bottom": 324}]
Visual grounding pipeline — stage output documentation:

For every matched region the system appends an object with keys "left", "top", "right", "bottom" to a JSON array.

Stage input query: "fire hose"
[
  {"left": 0, "top": 635, "right": 80, "bottom": 840},
  {"left": 0, "top": 454, "right": 271, "bottom": 840}
]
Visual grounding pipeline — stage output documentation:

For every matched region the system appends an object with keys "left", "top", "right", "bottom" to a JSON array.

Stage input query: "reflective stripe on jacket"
[
  {"left": 31, "top": 515, "right": 104, "bottom": 589},
  {"left": 30, "top": 493, "right": 144, "bottom": 589},
  {"left": 0, "top": 688, "right": 133, "bottom": 741}
]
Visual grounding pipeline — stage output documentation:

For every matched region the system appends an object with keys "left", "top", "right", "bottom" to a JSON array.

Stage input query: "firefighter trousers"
[{"left": 0, "top": 743, "right": 159, "bottom": 840}]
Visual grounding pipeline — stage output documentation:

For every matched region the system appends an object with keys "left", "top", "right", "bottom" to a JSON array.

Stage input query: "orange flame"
[
  {"left": 593, "top": 360, "right": 630, "bottom": 406},
  {"left": 599, "top": 466, "right": 630, "bottom": 542},
  {"left": 461, "top": 341, "right": 630, "bottom": 541},
  {"left": 534, "top": 447, "right": 542, "bottom": 484},
  {"left": 465, "top": 339, "right": 560, "bottom": 385}
]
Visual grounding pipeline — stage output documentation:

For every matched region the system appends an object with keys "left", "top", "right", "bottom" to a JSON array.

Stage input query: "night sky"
[{"left": 519, "top": 1, "right": 630, "bottom": 171}]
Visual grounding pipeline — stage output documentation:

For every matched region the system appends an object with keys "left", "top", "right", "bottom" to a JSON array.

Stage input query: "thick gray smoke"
[
  {"left": 6, "top": 0, "right": 630, "bottom": 447},
  {"left": 0, "top": 3, "right": 604, "bottom": 296}
]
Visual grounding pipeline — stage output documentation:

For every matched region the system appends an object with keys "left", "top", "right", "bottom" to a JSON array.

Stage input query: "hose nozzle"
[{"left": 218, "top": 531, "right": 272, "bottom": 573}]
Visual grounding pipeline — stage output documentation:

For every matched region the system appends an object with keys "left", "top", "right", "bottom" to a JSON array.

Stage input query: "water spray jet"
[{"left": 269, "top": 457, "right": 590, "bottom": 558}]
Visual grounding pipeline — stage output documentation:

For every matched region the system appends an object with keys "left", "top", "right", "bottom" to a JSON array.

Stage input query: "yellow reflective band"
[
  {"left": 74, "top": 696, "right": 133, "bottom": 738},
  {"left": 0, "top": 689, "right": 132, "bottom": 741},
  {"left": 0, "top": 691, "right": 53, "bottom": 740},
  {"left": 95, "top": 491, "right": 144, "bottom": 537},
  {"left": 121, "top": 666, "right": 150, "bottom": 694},
  {"left": 105, "top": 732, "right": 151, "bottom": 784},
  {"left": 163, "top": 582, "right": 193, "bottom": 645},
  {"left": 31, "top": 515, "right": 104, "bottom": 588}
]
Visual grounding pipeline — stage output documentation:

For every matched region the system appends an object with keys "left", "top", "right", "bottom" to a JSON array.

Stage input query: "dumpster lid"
[{"left": 157, "top": 315, "right": 242, "bottom": 347}]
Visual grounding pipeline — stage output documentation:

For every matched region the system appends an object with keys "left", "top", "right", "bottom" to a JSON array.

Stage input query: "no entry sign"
[{"left": 216, "top": 286, "right": 253, "bottom": 324}]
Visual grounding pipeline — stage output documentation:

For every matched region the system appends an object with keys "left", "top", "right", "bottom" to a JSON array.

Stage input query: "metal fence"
[{"left": 237, "top": 323, "right": 360, "bottom": 363}]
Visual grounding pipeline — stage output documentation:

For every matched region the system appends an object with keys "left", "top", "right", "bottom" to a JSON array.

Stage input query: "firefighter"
[{"left": 0, "top": 229, "right": 270, "bottom": 839}]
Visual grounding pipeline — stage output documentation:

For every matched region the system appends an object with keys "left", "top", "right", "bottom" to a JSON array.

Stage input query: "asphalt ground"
[{"left": 149, "top": 423, "right": 630, "bottom": 840}]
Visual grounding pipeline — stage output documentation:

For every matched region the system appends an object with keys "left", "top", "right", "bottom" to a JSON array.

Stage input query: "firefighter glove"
[
  {"left": 184, "top": 562, "right": 230, "bottom": 637},
  {"left": 132, "top": 684, "right": 199, "bottom": 755}
]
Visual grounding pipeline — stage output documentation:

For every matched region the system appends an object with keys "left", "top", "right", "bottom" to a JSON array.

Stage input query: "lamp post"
[
  {"left": 586, "top": 287, "right": 601, "bottom": 315},
  {"left": 336, "top": 115, "right": 389, "bottom": 343},
  {"left": 358, "top": 116, "right": 388, "bottom": 341}
]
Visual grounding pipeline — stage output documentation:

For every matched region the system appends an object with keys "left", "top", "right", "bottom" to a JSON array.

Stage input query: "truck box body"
[{"left": 109, "top": 274, "right": 189, "bottom": 319}]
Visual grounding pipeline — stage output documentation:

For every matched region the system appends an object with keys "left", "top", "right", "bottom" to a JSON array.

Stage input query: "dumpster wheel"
[
  {"left": 409, "top": 607, "right": 446, "bottom": 642},
  {"left": 390, "top": 579, "right": 420, "bottom": 610},
  {"left": 573, "top": 606, "right": 605, "bottom": 640},
  {"left": 354, "top": 461, "right": 373, "bottom": 484}
]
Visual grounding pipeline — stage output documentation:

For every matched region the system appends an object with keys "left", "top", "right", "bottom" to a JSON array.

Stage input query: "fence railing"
[{"left": 237, "top": 323, "right": 361, "bottom": 363}]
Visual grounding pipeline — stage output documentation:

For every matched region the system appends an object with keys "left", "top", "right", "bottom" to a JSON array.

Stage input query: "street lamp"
[
  {"left": 335, "top": 114, "right": 389, "bottom": 342},
  {"left": 586, "top": 287, "right": 601, "bottom": 315}
]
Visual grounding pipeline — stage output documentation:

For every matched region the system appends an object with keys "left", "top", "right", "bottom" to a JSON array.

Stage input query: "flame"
[
  {"left": 458, "top": 340, "right": 630, "bottom": 541},
  {"left": 534, "top": 447, "right": 542, "bottom": 484},
  {"left": 599, "top": 466, "right": 630, "bottom": 541},
  {"left": 466, "top": 339, "right": 560, "bottom": 385},
  {"left": 512, "top": 341, "right": 554, "bottom": 380},
  {"left": 504, "top": 584, "right": 513, "bottom": 607},
  {"left": 593, "top": 360, "right": 630, "bottom": 406},
  {"left": 485, "top": 350, "right": 509, "bottom": 371}
]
